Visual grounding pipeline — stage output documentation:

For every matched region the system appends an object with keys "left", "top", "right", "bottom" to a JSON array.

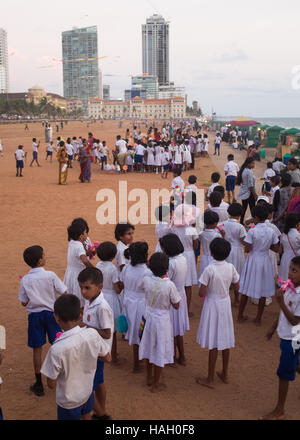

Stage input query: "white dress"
[
  {"left": 139, "top": 275, "right": 181, "bottom": 367},
  {"left": 183, "top": 145, "right": 192, "bottom": 164},
  {"left": 120, "top": 263, "right": 152, "bottom": 346},
  {"left": 197, "top": 260, "right": 239, "bottom": 350},
  {"left": 147, "top": 146, "right": 155, "bottom": 166},
  {"left": 196, "top": 139, "right": 202, "bottom": 153},
  {"left": 168, "top": 254, "right": 190, "bottom": 336},
  {"left": 155, "top": 145, "right": 162, "bottom": 166},
  {"left": 96, "top": 261, "right": 122, "bottom": 330},
  {"left": 155, "top": 222, "right": 170, "bottom": 252},
  {"left": 279, "top": 229, "right": 300, "bottom": 281},
  {"left": 265, "top": 220, "right": 281, "bottom": 276},
  {"left": 198, "top": 229, "right": 222, "bottom": 281},
  {"left": 63, "top": 240, "right": 86, "bottom": 307},
  {"left": 222, "top": 219, "right": 246, "bottom": 275},
  {"left": 174, "top": 145, "right": 183, "bottom": 165},
  {"left": 239, "top": 223, "right": 279, "bottom": 299},
  {"left": 171, "top": 225, "right": 198, "bottom": 286}
]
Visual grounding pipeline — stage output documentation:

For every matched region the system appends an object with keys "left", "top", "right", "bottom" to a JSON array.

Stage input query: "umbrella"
[{"left": 226, "top": 116, "right": 260, "bottom": 127}]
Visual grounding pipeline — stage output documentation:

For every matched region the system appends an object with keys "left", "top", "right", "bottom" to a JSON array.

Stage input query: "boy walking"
[
  {"left": 224, "top": 154, "right": 239, "bottom": 204},
  {"left": 30, "top": 138, "right": 41, "bottom": 167},
  {"left": 79, "top": 268, "right": 114, "bottom": 420},
  {"left": 18, "top": 246, "right": 67, "bottom": 396},
  {"left": 15, "top": 145, "right": 26, "bottom": 177}
]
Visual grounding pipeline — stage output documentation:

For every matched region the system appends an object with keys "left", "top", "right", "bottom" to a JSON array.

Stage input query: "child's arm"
[
  {"left": 230, "top": 282, "right": 240, "bottom": 294},
  {"left": 244, "top": 242, "right": 252, "bottom": 253},
  {"left": 198, "top": 284, "right": 206, "bottom": 298},
  {"left": 275, "top": 288, "right": 300, "bottom": 326},
  {"left": 171, "top": 301, "right": 180, "bottom": 310},
  {"left": 46, "top": 378, "right": 56, "bottom": 389},
  {"left": 80, "top": 254, "right": 94, "bottom": 268},
  {"left": 266, "top": 315, "right": 279, "bottom": 340},
  {"left": 270, "top": 243, "right": 280, "bottom": 253}
]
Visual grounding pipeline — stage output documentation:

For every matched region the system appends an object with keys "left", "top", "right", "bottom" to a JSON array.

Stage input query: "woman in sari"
[
  {"left": 79, "top": 140, "right": 92, "bottom": 183},
  {"left": 57, "top": 140, "right": 68, "bottom": 185}
]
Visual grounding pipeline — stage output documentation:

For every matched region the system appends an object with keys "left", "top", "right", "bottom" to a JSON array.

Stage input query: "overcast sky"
[{"left": 3, "top": 0, "right": 300, "bottom": 117}]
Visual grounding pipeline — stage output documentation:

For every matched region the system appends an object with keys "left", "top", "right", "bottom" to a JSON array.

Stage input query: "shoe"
[
  {"left": 30, "top": 382, "right": 45, "bottom": 397},
  {"left": 92, "top": 414, "right": 111, "bottom": 420}
]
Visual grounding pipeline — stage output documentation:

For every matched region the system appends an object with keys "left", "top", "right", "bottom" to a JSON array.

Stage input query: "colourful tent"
[{"left": 226, "top": 116, "right": 260, "bottom": 127}]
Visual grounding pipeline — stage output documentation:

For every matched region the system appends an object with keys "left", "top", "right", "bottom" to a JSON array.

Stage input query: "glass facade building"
[
  {"left": 62, "top": 26, "right": 99, "bottom": 107},
  {"left": 131, "top": 75, "right": 158, "bottom": 99},
  {"left": 142, "top": 14, "right": 169, "bottom": 86}
]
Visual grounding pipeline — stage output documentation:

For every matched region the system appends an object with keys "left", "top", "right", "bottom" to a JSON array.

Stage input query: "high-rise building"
[
  {"left": 158, "top": 82, "right": 186, "bottom": 99},
  {"left": 124, "top": 88, "right": 148, "bottom": 101},
  {"left": 103, "top": 85, "right": 110, "bottom": 101},
  {"left": 142, "top": 14, "right": 169, "bottom": 85},
  {"left": 131, "top": 74, "right": 158, "bottom": 99},
  {"left": 0, "top": 28, "right": 9, "bottom": 93},
  {"left": 62, "top": 26, "right": 100, "bottom": 108}
]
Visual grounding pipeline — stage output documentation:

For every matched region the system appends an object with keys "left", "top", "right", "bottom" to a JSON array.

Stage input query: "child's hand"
[
  {"left": 275, "top": 288, "right": 285, "bottom": 304},
  {"left": 266, "top": 329, "right": 275, "bottom": 340}
]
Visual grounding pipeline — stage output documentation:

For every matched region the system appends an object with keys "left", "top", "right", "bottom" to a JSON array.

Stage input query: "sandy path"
[{"left": 0, "top": 121, "right": 299, "bottom": 420}]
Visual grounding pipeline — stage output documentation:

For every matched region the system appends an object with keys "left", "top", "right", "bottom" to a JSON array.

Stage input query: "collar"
[
  {"left": 86, "top": 293, "right": 104, "bottom": 310},
  {"left": 211, "top": 259, "right": 226, "bottom": 265},
  {"left": 29, "top": 267, "right": 45, "bottom": 274},
  {"left": 54, "top": 325, "right": 81, "bottom": 344},
  {"left": 228, "top": 218, "right": 238, "bottom": 223},
  {"left": 204, "top": 228, "right": 218, "bottom": 233}
]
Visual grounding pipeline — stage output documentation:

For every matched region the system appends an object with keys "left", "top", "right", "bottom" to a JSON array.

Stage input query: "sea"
[{"left": 216, "top": 117, "right": 300, "bottom": 130}]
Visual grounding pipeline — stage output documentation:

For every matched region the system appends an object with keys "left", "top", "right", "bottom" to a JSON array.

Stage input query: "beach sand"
[{"left": 0, "top": 120, "right": 299, "bottom": 420}]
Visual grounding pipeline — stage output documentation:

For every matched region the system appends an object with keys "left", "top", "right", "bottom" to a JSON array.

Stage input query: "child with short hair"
[
  {"left": 262, "top": 256, "right": 300, "bottom": 420},
  {"left": 79, "top": 267, "right": 114, "bottom": 421},
  {"left": 186, "top": 175, "right": 198, "bottom": 193},
  {"left": 196, "top": 238, "right": 239, "bottom": 389},
  {"left": 64, "top": 221, "right": 94, "bottom": 308},
  {"left": 46, "top": 141, "right": 54, "bottom": 162},
  {"left": 207, "top": 191, "right": 229, "bottom": 223},
  {"left": 269, "top": 175, "right": 281, "bottom": 205},
  {"left": 100, "top": 141, "right": 108, "bottom": 170},
  {"left": 30, "top": 137, "right": 41, "bottom": 167},
  {"left": 198, "top": 211, "right": 223, "bottom": 280},
  {"left": 206, "top": 172, "right": 221, "bottom": 200},
  {"left": 115, "top": 223, "right": 135, "bottom": 274},
  {"left": 139, "top": 253, "right": 181, "bottom": 392},
  {"left": 96, "top": 242, "right": 122, "bottom": 364},
  {"left": 15, "top": 145, "right": 26, "bottom": 177},
  {"left": 279, "top": 213, "right": 300, "bottom": 282},
  {"left": 18, "top": 245, "right": 67, "bottom": 397},
  {"left": 161, "top": 147, "right": 170, "bottom": 179},
  {"left": 261, "top": 162, "right": 276, "bottom": 194},
  {"left": 160, "top": 234, "right": 189, "bottom": 365},
  {"left": 224, "top": 154, "right": 239, "bottom": 204},
  {"left": 238, "top": 205, "right": 280, "bottom": 325},
  {"left": 120, "top": 242, "right": 151, "bottom": 372},
  {"left": 41, "top": 294, "right": 111, "bottom": 420}
]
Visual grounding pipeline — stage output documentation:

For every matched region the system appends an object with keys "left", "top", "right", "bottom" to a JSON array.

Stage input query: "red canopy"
[{"left": 226, "top": 116, "right": 260, "bottom": 127}]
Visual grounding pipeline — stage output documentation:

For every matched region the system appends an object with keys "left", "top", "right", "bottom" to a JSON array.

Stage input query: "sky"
[{"left": 2, "top": 0, "right": 300, "bottom": 117}]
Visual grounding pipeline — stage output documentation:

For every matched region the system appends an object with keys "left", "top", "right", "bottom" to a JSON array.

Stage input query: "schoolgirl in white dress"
[
  {"left": 279, "top": 213, "right": 300, "bottom": 281},
  {"left": 160, "top": 234, "right": 189, "bottom": 365},
  {"left": 174, "top": 144, "right": 183, "bottom": 166},
  {"left": 238, "top": 205, "right": 280, "bottom": 325},
  {"left": 196, "top": 135, "right": 202, "bottom": 155},
  {"left": 196, "top": 238, "right": 239, "bottom": 389},
  {"left": 155, "top": 143, "right": 162, "bottom": 174},
  {"left": 139, "top": 253, "right": 181, "bottom": 393},
  {"left": 198, "top": 211, "right": 222, "bottom": 280},
  {"left": 120, "top": 242, "right": 151, "bottom": 372},
  {"left": 147, "top": 144, "right": 155, "bottom": 171},
  {"left": 221, "top": 204, "right": 246, "bottom": 275},
  {"left": 183, "top": 141, "right": 192, "bottom": 170},
  {"left": 64, "top": 221, "right": 94, "bottom": 308}
]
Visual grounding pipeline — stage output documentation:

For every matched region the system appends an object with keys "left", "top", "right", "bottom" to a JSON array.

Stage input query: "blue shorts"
[
  {"left": 28, "top": 311, "right": 61, "bottom": 349},
  {"left": 163, "top": 164, "right": 169, "bottom": 171},
  {"left": 68, "top": 155, "right": 73, "bottom": 161},
  {"left": 135, "top": 154, "right": 143, "bottom": 164},
  {"left": 47, "top": 151, "right": 53, "bottom": 156},
  {"left": 226, "top": 175, "right": 236, "bottom": 191},
  {"left": 57, "top": 392, "right": 94, "bottom": 420},
  {"left": 16, "top": 160, "right": 24, "bottom": 169},
  {"left": 93, "top": 359, "right": 104, "bottom": 390},
  {"left": 101, "top": 156, "right": 107, "bottom": 163},
  {"left": 0, "top": 407, "right": 3, "bottom": 420},
  {"left": 277, "top": 339, "right": 300, "bottom": 381},
  {"left": 33, "top": 151, "right": 38, "bottom": 160},
  {"left": 215, "top": 143, "right": 220, "bottom": 150}
]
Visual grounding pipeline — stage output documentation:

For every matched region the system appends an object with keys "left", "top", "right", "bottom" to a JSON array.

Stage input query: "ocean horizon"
[{"left": 215, "top": 117, "right": 300, "bottom": 130}]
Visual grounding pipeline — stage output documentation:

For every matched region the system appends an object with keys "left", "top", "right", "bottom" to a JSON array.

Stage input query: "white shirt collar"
[
  {"left": 54, "top": 325, "right": 81, "bottom": 344},
  {"left": 228, "top": 218, "right": 238, "bottom": 223},
  {"left": 86, "top": 293, "right": 104, "bottom": 310},
  {"left": 29, "top": 267, "right": 45, "bottom": 274}
]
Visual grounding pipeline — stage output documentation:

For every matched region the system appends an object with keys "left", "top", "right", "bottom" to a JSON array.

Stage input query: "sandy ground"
[{"left": 0, "top": 120, "right": 299, "bottom": 420}]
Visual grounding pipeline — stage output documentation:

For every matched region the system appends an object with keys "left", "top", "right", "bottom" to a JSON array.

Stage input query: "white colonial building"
[{"left": 88, "top": 96, "right": 186, "bottom": 119}]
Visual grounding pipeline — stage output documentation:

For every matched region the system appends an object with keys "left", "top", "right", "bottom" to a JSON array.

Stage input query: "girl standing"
[
  {"left": 278, "top": 213, "right": 300, "bottom": 281},
  {"left": 139, "top": 253, "right": 181, "bottom": 392},
  {"left": 237, "top": 157, "right": 258, "bottom": 225},
  {"left": 160, "top": 234, "right": 189, "bottom": 365},
  {"left": 196, "top": 238, "right": 239, "bottom": 389},
  {"left": 120, "top": 242, "right": 151, "bottom": 372},
  {"left": 198, "top": 211, "right": 223, "bottom": 279},
  {"left": 154, "top": 142, "right": 162, "bottom": 175},
  {"left": 147, "top": 143, "right": 155, "bottom": 172}
]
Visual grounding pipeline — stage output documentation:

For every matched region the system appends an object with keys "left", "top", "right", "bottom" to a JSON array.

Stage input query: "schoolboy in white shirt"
[
  {"left": 224, "top": 154, "right": 239, "bottom": 204},
  {"left": 18, "top": 246, "right": 67, "bottom": 397},
  {"left": 15, "top": 145, "right": 26, "bottom": 177},
  {"left": 41, "top": 294, "right": 111, "bottom": 420},
  {"left": 79, "top": 268, "right": 114, "bottom": 421}
]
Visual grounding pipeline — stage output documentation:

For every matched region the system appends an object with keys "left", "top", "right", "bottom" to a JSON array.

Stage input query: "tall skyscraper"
[
  {"left": 131, "top": 74, "right": 158, "bottom": 98},
  {"left": 0, "top": 28, "right": 9, "bottom": 93},
  {"left": 62, "top": 26, "right": 100, "bottom": 106},
  {"left": 142, "top": 14, "right": 169, "bottom": 86}
]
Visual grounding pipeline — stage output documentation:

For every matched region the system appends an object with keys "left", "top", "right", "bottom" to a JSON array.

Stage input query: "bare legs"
[
  {"left": 94, "top": 384, "right": 107, "bottom": 417},
  {"left": 261, "top": 379, "right": 288, "bottom": 420},
  {"left": 133, "top": 344, "right": 141, "bottom": 372},
  {"left": 238, "top": 294, "right": 266, "bottom": 325},
  {"left": 185, "top": 286, "right": 193, "bottom": 317},
  {"left": 174, "top": 335, "right": 186, "bottom": 365},
  {"left": 146, "top": 361, "right": 164, "bottom": 393},
  {"left": 33, "top": 347, "right": 42, "bottom": 374},
  {"left": 196, "top": 348, "right": 230, "bottom": 389}
]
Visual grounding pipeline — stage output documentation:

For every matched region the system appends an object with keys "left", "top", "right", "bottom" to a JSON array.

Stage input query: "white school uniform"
[
  {"left": 207, "top": 202, "right": 229, "bottom": 223},
  {"left": 72, "top": 141, "right": 78, "bottom": 155},
  {"left": 120, "top": 263, "right": 152, "bottom": 346},
  {"left": 41, "top": 326, "right": 109, "bottom": 410},
  {"left": 168, "top": 254, "right": 190, "bottom": 336},
  {"left": 96, "top": 261, "right": 122, "bottom": 330},
  {"left": 197, "top": 260, "right": 239, "bottom": 350},
  {"left": 147, "top": 146, "right": 155, "bottom": 166},
  {"left": 155, "top": 145, "right": 162, "bottom": 166},
  {"left": 83, "top": 293, "right": 114, "bottom": 351},
  {"left": 263, "top": 168, "right": 276, "bottom": 183},
  {"left": 18, "top": 267, "right": 67, "bottom": 313},
  {"left": 155, "top": 221, "right": 170, "bottom": 252},
  {"left": 196, "top": 139, "right": 202, "bottom": 153},
  {"left": 183, "top": 145, "right": 192, "bottom": 164},
  {"left": 126, "top": 150, "right": 134, "bottom": 166},
  {"left": 116, "top": 241, "right": 129, "bottom": 274},
  {"left": 270, "top": 185, "right": 280, "bottom": 204},
  {"left": 265, "top": 220, "right": 281, "bottom": 276},
  {"left": 221, "top": 219, "right": 246, "bottom": 275},
  {"left": 171, "top": 225, "right": 198, "bottom": 286},
  {"left": 186, "top": 184, "right": 198, "bottom": 193},
  {"left": 139, "top": 275, "right": 181, "bottom": 367},
  {"left": 161, "top": 151, "right": 170, "bottom": 166},
  {"left": 203, "top": 138, "right": 209, "bottom": 152},
  {"left": 15, "top": 149, "right": 25, "bottom": 160},
  {"left": 279, "top": 229, "right": 300, "bottom": 281},
  {"left": 172, "top": 176, "right": 185, "bottom": 193},
  {"left": 66, "top": 143, "right": 74, "bottom": 156},
  {"left": 277, "top": 285, "right": 300, "bottom": 340},
  {"left": 207, "top": 183, "right": 219, "bottom": 199},
  {"left": 239, "top": 223, "right": 279, "bottom": 299},
  {"left": 174, "top": 145, "right": 183, "bottom": 165},
  {"left": 64, "top": 240, "right": 87, "bottom": 307},
  {"left": 198, "top": 229, "right": 222, "bottom": 280}
]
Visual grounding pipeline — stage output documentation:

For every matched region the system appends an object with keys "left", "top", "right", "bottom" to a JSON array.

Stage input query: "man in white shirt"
[
  {"left": 41, "top": 294, "right": 110, "bottom": 420},
  {"left": 115, "top": 135, "right": 127, "bottom": 173},
  {"left": 214, "top": 133, "right": 222, "bottom": 156},
  {"left": 15, "top": 145, "right": 26, "bottom": 177},
  {"left": 30, "top": 137, "right": 41, "bottom": 167},
  {"left": 224, "top": 154, "right": 240, "bottom": 203}
]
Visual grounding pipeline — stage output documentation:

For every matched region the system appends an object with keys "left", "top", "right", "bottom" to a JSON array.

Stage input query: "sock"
[{"left": 35, "top": 373, "right": 42, "bottom": 385}]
